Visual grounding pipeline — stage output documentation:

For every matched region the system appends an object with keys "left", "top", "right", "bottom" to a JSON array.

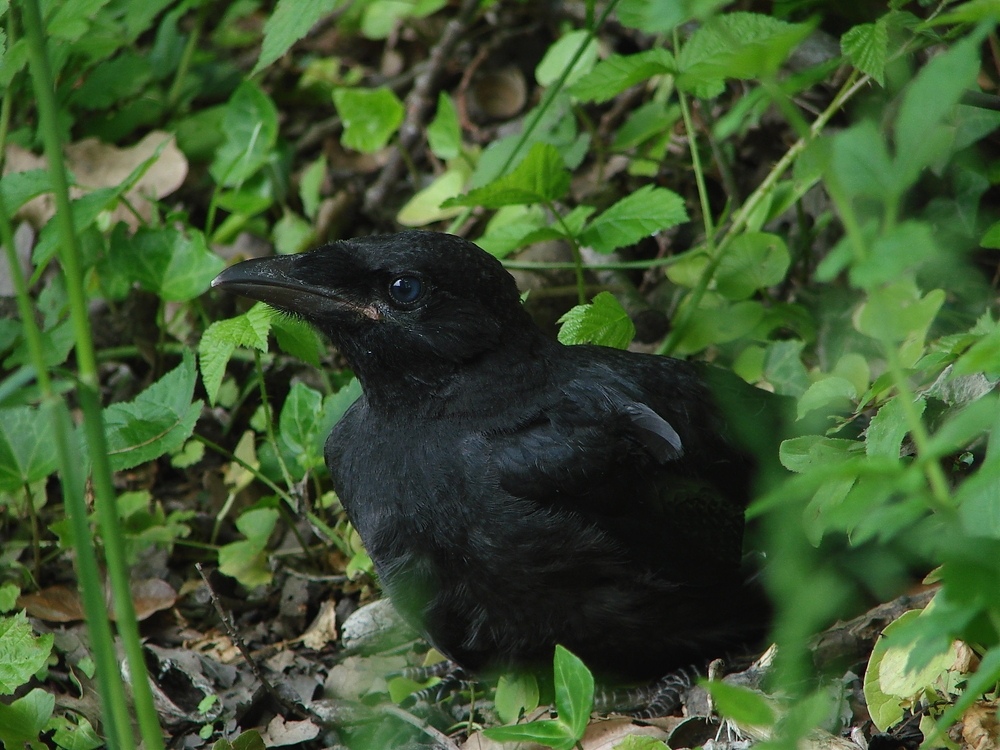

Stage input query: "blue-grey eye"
[{"left": 388, "top": 275, "right": 424, "bottom": 305}]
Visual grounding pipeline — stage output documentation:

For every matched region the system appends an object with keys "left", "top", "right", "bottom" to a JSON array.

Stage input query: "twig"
[{"left": 362, "top": 0, "right": 483, "bottom": 216}]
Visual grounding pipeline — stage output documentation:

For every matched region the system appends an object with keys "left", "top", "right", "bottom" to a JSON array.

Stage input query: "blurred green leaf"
[
  {"left": 494, "top": 672, "right": 540, "bottom": 724},
  {"left": 704, "top": 680, "right": 776, "bottom": 726},
  {"left": 427, "top": 92, "right": 461, "bottom": 160},
  {"left": 571, "top": 49, "right": 675, "bottom": 103},
  {"left": 0, "top": 613, "right": 54, "bottom": 694},
  {"left": 536, "top": 30, "right": 599, "bottom": 87},
  {"left": 333, "top": 87, "right": 405, "bottom": 153},
  {"left": 254, "top": 0, "right": 342, "bottom": 75},
  {"left": 0, "top": 406, "right": 59, "bottom": 492},
  {"left": 210, "top": 82, "right": 279, "bottom": 187}
]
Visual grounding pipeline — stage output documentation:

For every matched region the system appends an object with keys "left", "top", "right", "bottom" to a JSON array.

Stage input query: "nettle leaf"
[
  {"left": 0, "top": 406, "right": 59, "bottom": 492},
  {"left": 427, "top": 92, "right": 461, "bottom": 160},
  {"left": 703, "top": 680, "right": 775, "bottom": 727},
  {"left": 103, "top": 351, "right": 202, "bottom": 471},
  {"left": 254, "top": 0, "right": 341, "bottom": 75},
  {"left": 108, "top": 225, "right": 224, "bottom": 302},
  {"left": 445, "top": 142, "right": 570, "bottom": 208},
  {"left": 210, "top": 82, "right": 279, "bottom": 188},
  {"left": 842, "top": 20, "right": 888, "bottom": 86},
  {"left": 557, "top": 292, "right": 636, "bottom": 349},
  {"left": 571, "top": 49, "right": 675, "bottom": 103},
  {"left": 536, "top": 30, "right": 600, "bottom": 87},
  {"left": 678, "top": 12, "right": 813, "bottom": 97},
  {"left": 553, "top": 645, "right": 594, "bottom": 740},
  {"left": 199, "top": 304, "right": 274, "bottom": 405},
  {"left": 579, "top": 185, "right": 688, "bottom": 253},
  {"left": 0, "top": 612, "right": 54, "bottom": 694},
  {"left": 333, "top": 87, "right": 405, "bottom": 153}
]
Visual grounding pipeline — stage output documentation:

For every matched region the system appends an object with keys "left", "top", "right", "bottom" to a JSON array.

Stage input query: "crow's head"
[{"left": 212, "top": 231, "right": 536, "bottom": 397}]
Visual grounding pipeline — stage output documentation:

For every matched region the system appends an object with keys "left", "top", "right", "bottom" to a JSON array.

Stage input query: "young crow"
[{"left": 213, "top": 230, "right": 772, "bottom": 694}]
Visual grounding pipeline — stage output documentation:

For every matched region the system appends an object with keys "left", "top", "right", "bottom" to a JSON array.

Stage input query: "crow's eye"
[{"left": 388, "top": 275, "right": 424, "bottom": 306}]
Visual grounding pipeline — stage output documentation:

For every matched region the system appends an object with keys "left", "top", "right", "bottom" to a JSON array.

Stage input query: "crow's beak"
[{"left": 213, "top": 254, "right": 381, "bottom": 321}]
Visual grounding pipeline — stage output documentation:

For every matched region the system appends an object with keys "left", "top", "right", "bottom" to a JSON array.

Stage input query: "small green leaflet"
[{"left": 557, "top": 292, "right": 636, "bottom": 350}]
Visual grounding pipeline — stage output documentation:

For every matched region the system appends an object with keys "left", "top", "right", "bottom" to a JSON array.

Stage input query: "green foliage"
[
  {"left": 483, "top": 645, "right": 594, "bottom": 750},
  {"left": 333, "top": 87, "right": 405, "bottom": 153},
  {"left": 558, "top": 292, "right": 636, "bottom": 349},
  {"left": 0, "top": 612, "right": 53, "bottom": 694}
]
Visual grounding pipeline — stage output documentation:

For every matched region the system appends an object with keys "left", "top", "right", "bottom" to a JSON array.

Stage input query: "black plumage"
[{"left": 212, "top": 230, "right": 772, "bottom": 683}]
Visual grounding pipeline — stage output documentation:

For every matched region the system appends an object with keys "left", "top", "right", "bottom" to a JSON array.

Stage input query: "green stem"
[{"left": 21, "top": 3, "right": 165, "bottom": 748}]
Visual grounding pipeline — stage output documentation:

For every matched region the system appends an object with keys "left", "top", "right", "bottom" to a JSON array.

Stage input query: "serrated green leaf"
[
  {"left": 199, "top": 304, "right": 274, "bottom": 405},
  {"left": 427, "top": 92, "right": 461, "bottom": 160},
  {"left": 210, "top": 82, "right": 279, "bottom": 187},
  {"left": 580, "top": 185, "right": 688, "bottom": 253},
  {"left": 102, "top": 351, "right": 202, "bottom": 471},
  {"left": 842, "top": 21, "right": 888, "bottom": 86},
  {"left": 445, "top": 142, "right": 569, "bottom": 208},
  {"left": 108, "top": 225, "right": 224, "bottom": 302},
  {"left": 866, "top": 396, "right": 925, "bottom": 458},
  {"left": 557, "top": 292, "right": 636, "bottom": 349},
  {"left": 0, "top": 406, "right": 59, "bottom": 492},
  {"left": 571, "top": 49, "right": 675, "bottom": 103},
  {"left": 536, "top": 30, "right": 599, "bottom": 87},
  {"left": 0, "top": 613, "right": 53, "bottom": 694},
  {"left": 333, "top": 87, "right": 405, "bottom": 153},
  {"left": 704, "top": 680, "right": 775, "bottom": 726},
  {"left": 272, "top": 315, "right": 324, "bottom": 367},
  {"left": 254, "top": 0, "right": 341, "bottom": 75}
]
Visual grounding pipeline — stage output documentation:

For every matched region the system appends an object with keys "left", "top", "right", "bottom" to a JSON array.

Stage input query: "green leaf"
[
  {"left": 279, "top": 382, "right": 326, "bottom": 473},
  {"left": 300, "top": 155, "right": 327, "bottom": 220},
  {"left": 210, "top": 82, "right": 279, "bottom": 187},
  {"left": 854, "top": 282, "right": 944, "bottom": 343},
  {"left": 557, "top": 292, "right": 636, "bottom": 349},
  {"left": 199, "top": 304, "right": 274, "bottom": 405},
  {"left": 894, "top": 29, "right": 982, "bottom": 187},
  {"left": 841, "top": 21, "right": 888, "bottom": 86},
  {"left": 0, "top": 170, "right": 54, "bottom": 213},
  {"left": 678, "top": 13, "right": 813, "bottom": 97},
  {"left": 796, "top": 376, "right": 857, "bottom": 421},
  {"left": 953, "top": 325, "right": 1000, "bottom": 377},
  {"left": 553, "top": 645, "right": 594, "bottom": 741},
  {"left": 254, "top": 0, "right": 342, "bottom": 75},
  {"left": 612, "top": 100, "right": 680, "bottom": 150},
  {"left": 108, "top": 225, "right": 224, "bottom": 302},
  {"left": 102, "top": 351, "right": 202, "bottom": 471},
  {"left": 848, "top": 221, "right": 936, "bottom": 290},
  {"left": 48, "top": 714, "right": 103, "bottom": 750},
  {"left": 826, "top": 120, "right": 898, "bottom": 203},
  {"left": 866, "top": 396, "right": 925, "bottom": 459},
  {"left": 219, "top": 508, "right": 279, "bottom": 587},
  {"left": 397, "top": 166, "right": 469, "bottom": 226},
  {"left": 571, "top": 49, "right": 675, "bottom": 103},
  {"left": 612, "top": 737, "right": 669, "bottom": 750},
  {"left": 427, "top": 92, "right": 461, "bottom": 160},
  {"left": 494, "top": 672, "right": 540, "bottom": 724},
  {"left": 482, "top": 719, "right": 577, "bottom": 750},
  {"left": 957, "top": 410, "right": 1000, "bottom": 538},
  {"left": 272, "top": 316, "right": 324, "bottom": 367},
  {"left": 715, "top": 232, "right": 790, "bottom": 300},
  {"left": 272, "top": 210, "right": 315, "bottom": 255},
  {"left": 0, "top": 612, "right": 54, "bottom": 694},
  {"left": 672, "top": 299, "right": 764, "bottom": 355},
  {"left": 445, "top": 142, "right": 570, "bottom": 208},
  {"left": 333, "top": 87, "right": 405, "bottom": 153},
  {"left": 0, "top": 688, "right": 54, "bottom": 750},
  {"left": 617, "top": 0, "right": 729, "bottom": 34},
  {"left": 536, "top": 30, "right": 599, "bottom": 87},
  {"left": 0, "top": 406, "right": 59, "bottom": 492},
  {"left": 580, "top": 185, "right": 688, "bottom": 253},
  {"left": 703, "top": 680, "right": 775, "bottom": 726},
  {"left": 779, "top": 435, "right": 862, "bottom": 473},
  {"left": 981, "top": 218, "right": 1000, "bottom": 249},
  {"left": 0, "top": 585, "right": 19, "bottom": 613}
]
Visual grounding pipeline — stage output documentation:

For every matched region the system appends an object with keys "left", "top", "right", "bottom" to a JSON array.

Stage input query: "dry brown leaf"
[
  {"left": 961, "top": 701, "right": 1000, "bottom": 750},
  {"left": 260, "top": 715, "right": 320, "bottom": 747},
  {"left": 18, "top": 585, "right": 85, "bottom": 622},
  {"left": 301, "top": 598, "right": 338, "bottom": 650},
  {"left": 5, "top": 130, "right": 187, "bottom": 230}
]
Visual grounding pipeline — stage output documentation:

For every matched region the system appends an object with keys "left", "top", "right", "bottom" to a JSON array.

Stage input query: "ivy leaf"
[
  {"left": 333, "top": 87, "right": 405, "bottom": 153},
  {"left": 445, "top": 143, "right": 569, "bottom": 208},
  {"left": 557, "top": 292, "right": 636, "bottom": 349},
  {"left": 842, "top": 21, "right": 888, "bottom": 86},
  {"left": 102, "top": 351, "right": 202, "bottom": 471},
  {"left": 580, "top": 185, "right": 688, "bottom": 253}
]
